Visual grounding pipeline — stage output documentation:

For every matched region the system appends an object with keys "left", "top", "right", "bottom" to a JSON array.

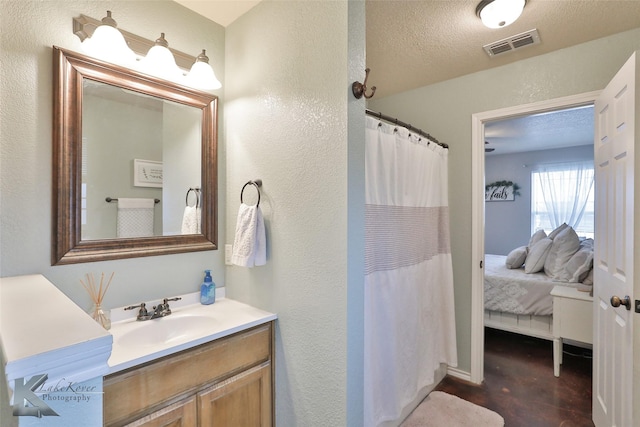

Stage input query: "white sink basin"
[
  {"left": 107, "top": 297, "right": 277, "bottom": 374},
  {"left": 117, "top": 314, "right": 215, "bottom": 348}
]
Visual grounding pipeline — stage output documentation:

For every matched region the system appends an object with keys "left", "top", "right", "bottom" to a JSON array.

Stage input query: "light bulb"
[
  {"left": 81, "top": 11, "right": 136, "bottom": 67},
  {"left": 186, "top": 50, "right": 222, "bottom": 90},
  {"left": 138, "top": 33, "right": 184, "bottom": 82}
]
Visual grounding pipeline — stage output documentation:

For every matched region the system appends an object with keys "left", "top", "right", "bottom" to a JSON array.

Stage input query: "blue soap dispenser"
[{"left": 200, "top": 270, "right": 216, "bottom": 305}]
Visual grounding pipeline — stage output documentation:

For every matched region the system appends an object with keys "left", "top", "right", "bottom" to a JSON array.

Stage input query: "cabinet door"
[
  {"left": 126, "top": 396, "right": 197, "bottom": 427},
  {"left": 198, "top": 362, "right": 272, "bottom": 427}
]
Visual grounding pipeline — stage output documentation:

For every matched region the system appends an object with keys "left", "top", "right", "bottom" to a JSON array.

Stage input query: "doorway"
[{"left": 469, "top": 91, "right": 601, "bottom": 384}]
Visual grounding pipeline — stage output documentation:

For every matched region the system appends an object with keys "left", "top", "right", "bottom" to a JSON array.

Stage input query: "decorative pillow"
[
  {"left": 528, "top": 229, "right": 547, "bottom": 248},
  {"left": 562, "top": 244, "right": 594, "bottom": 282},
  {"left": 548, "top": 223, "right": 569, "bottom": 240},
  {"left": 544, "top": 226, "right": 581, "bottom": 279},
  {"left": 524, "top": 238, "right": 553, "bottom": 274},
  {"left": 505, "top": 246, "right": 528, "bottom": 269},
  {"left": 580, "top": 238, "right": 594, "bottom": 249}
]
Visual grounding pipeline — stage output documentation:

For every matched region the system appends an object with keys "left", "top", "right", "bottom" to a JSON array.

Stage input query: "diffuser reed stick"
[{"left": 81, "top": 272, "right": 114, "bottom": 329}]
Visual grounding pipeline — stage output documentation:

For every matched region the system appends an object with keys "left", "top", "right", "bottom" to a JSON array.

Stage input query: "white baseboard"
[{"left": 446, "top": 366, "right": 473, "bottom": 383}]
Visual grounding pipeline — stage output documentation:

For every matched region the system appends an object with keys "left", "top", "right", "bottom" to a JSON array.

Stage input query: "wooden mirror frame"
[{"left": 52, "top": 46, "right": 218, "bottom": 265}]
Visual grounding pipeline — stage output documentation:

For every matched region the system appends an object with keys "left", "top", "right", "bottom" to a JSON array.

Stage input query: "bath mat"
[{"left": 400, "top": 391, "right": 504, "bottom": 427}]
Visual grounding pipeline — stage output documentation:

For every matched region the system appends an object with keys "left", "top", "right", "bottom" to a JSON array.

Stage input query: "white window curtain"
[{"left": 531, "top": 161, "right": 594, "bottom": 233}]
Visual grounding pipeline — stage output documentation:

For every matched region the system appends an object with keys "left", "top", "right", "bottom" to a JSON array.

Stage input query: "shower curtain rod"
[{"left": 366, "top": 109, "right": 448, "bottom": 149}]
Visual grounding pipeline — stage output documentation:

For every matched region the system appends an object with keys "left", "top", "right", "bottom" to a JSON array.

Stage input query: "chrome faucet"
[
  {"left": 124, "top": 297, "right": 182, "bottom": 321},
  {"left": 151, "top": 297, "right": 182, "bottom": 319}
]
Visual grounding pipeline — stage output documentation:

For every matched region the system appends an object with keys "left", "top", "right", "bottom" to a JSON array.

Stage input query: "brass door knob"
[{"left": 610, "top": 295, "right": 631, "bottom": 310}]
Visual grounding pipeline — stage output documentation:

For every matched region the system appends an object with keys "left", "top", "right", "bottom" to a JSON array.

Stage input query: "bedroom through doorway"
[
  {"left": 469, "top": 91, "right": 600, "bottom": 386},
  {"left": 483, "top": 103, "right": 595, "bottom": 373}
]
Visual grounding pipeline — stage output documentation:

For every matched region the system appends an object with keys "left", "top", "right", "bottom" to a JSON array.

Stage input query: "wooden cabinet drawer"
[{"left": 104, "top": 323, "right": 272, "bottom": 426}]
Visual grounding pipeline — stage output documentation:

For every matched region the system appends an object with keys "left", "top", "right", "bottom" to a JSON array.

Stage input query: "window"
[{"left": 531, "top": 161, "right": 594, "bottom": 239}]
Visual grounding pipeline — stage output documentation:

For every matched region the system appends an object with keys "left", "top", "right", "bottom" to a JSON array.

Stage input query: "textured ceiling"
[
  {"left": 484, "top": 105, "right": 595, "bottom": 156},
  {"left": 175, "top": 0, "right": 639, "bottom": 154},
  {"left": 175, "top": 0, "right": 640, "bottom": 99},
  {"left": 366, "top": 0, "right": 640, "bottom": 98}
]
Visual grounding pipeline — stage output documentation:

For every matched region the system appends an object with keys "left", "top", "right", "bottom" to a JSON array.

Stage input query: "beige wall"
[{"left": 369, "top": 27, "right": 640, "bottom": 373}]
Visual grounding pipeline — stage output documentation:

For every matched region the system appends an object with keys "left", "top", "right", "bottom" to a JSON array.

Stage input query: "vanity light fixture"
[
  {"left": 138, "top": 33, "right": 183, "bottom": 82},
  {"left": 80, "top": 11, "right": 136, "bottom": 67},
  {"left": 476, "top": 0, "right": 526, "bottom": 29},
  {"left": 73, "top": 11, "right": 222, "bottom": 91},
  {"left": 186, "top": 50, "right": 222, "bottom": 90}
]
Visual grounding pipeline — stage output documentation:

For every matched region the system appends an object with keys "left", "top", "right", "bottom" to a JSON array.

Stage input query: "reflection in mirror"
[
  {"left": 52, "top": 46, "right": 218, "bottom": 265},
  {"left": 82, "top": 80, "right": 202, "bottom": 239}
]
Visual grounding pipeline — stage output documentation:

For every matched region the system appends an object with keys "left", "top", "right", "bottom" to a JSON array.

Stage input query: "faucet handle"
[
  {"left": 124, "top": 302, "right": 146, "bottom": 312},
  {"left": 124, "top": 303, "right": 149, "bottom": 320},
  {"left": 153, "top": 297, "right": 181, "bottom": 317}
]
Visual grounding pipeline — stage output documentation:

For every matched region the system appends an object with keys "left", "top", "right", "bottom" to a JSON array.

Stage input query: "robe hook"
[{"left": 352, "top": 68, "right": 377, "bottom": 99}]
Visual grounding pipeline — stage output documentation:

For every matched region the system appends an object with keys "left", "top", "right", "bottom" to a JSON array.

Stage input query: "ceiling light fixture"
[
  {"left": 73, "top": 12, "right": 222, "bottom": 91},
  {"left": 476, "top": 0, "right": 526, "bottom": 29}
]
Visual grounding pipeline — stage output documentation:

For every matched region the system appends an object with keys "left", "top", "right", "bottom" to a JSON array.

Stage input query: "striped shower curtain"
[{"left": 364, "top": 116, "right": 458, "bottom": 426}]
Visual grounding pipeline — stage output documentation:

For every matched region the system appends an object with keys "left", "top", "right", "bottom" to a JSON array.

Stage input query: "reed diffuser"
[{"left": 81, "top": 272, "right": 114, "bottom": 330}]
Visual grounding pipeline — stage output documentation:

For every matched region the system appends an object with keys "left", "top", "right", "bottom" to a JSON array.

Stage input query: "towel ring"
[
  {"left": 240, "top": 179, "right": 262, "bottom": 207},
  {"left": 186, "top": 187, "right": 200, "bottom": 208}
]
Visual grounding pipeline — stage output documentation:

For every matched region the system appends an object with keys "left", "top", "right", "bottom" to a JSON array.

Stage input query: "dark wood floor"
[{"left": 435, "top": 328, "right": 593, "bottom": 427}]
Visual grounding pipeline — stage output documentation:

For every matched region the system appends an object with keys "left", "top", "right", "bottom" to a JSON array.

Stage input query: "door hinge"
[{"left": 480, "top": 260, "right": 483, "bottom": 269}]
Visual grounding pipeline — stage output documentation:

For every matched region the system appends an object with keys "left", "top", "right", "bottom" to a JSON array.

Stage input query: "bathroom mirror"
[{"left": 52, "top": 46, "right": 218, "bottom": 265}]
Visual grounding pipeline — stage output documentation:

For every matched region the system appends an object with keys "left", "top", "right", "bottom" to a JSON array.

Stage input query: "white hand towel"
[
  {"left": 181, "top": 206, "right": 201, "bottom": 234},
  {"left": 231, "top": 203, "right": 266, "bottom": 267},
  {"left": 117, "top": 198, "right": 155, "bottom": 238}
]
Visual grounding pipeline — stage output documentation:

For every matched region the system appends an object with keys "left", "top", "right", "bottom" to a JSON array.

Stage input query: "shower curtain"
[{"left": 364, "top": 116, "right": 457, "bottom": 426}]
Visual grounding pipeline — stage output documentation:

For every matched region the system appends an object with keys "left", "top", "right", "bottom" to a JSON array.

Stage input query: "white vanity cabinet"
[{"left": 103, "top": 322, "right": 274, "bottom": 427}]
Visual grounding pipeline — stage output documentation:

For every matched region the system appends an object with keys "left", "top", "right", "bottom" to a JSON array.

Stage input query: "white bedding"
[{"left": 484, "top": 254, "right": 579, "bottom": 316}]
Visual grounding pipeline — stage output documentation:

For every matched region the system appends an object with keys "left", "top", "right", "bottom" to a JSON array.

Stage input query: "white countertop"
[
  {"left": 107, "top": 294, "right": 277, "bottom": 374},
  {"left": 1, "top": 274, "right": 277, "bottom": 393},
  {"left": 0, "top": 274, "right": 113, "bottom": 389}
]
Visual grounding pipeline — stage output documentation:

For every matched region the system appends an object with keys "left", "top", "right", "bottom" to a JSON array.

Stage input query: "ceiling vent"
[{"left": 483, "top": 29, "right": 541, "bottom": 57}]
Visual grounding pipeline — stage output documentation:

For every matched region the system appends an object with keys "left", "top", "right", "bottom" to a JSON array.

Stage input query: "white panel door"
[{"left": 592, "top": 52, "right": 637, "bottom": 427}]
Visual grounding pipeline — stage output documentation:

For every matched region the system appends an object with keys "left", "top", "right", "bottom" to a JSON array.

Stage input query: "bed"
[
  {"left": 484, "top": 224, "right": 594, "bottom": 341},
  {"left": 484, "top": 254, "right": 578, "bottom": 340}
]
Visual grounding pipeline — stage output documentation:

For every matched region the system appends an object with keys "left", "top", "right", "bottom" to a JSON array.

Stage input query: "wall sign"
[
  {"left": 485, "top": 180, "right": 520, "bottom": 202},
  {"left": 133, "top": 159, "right": 163, "bottom": 188}
]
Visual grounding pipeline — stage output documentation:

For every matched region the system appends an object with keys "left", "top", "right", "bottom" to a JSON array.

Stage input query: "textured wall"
[
  {"left": 0, "top": 1, "right": 225, "bottom": 310},
  {"left": 369, "top": 27, "right": 640, "bottom": 373},
  {"left": 1, "top": 1, "right": 368, "bottom": 425},
  {"left": 224, "top": 1, "right": 357, "bottom": 425}
]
